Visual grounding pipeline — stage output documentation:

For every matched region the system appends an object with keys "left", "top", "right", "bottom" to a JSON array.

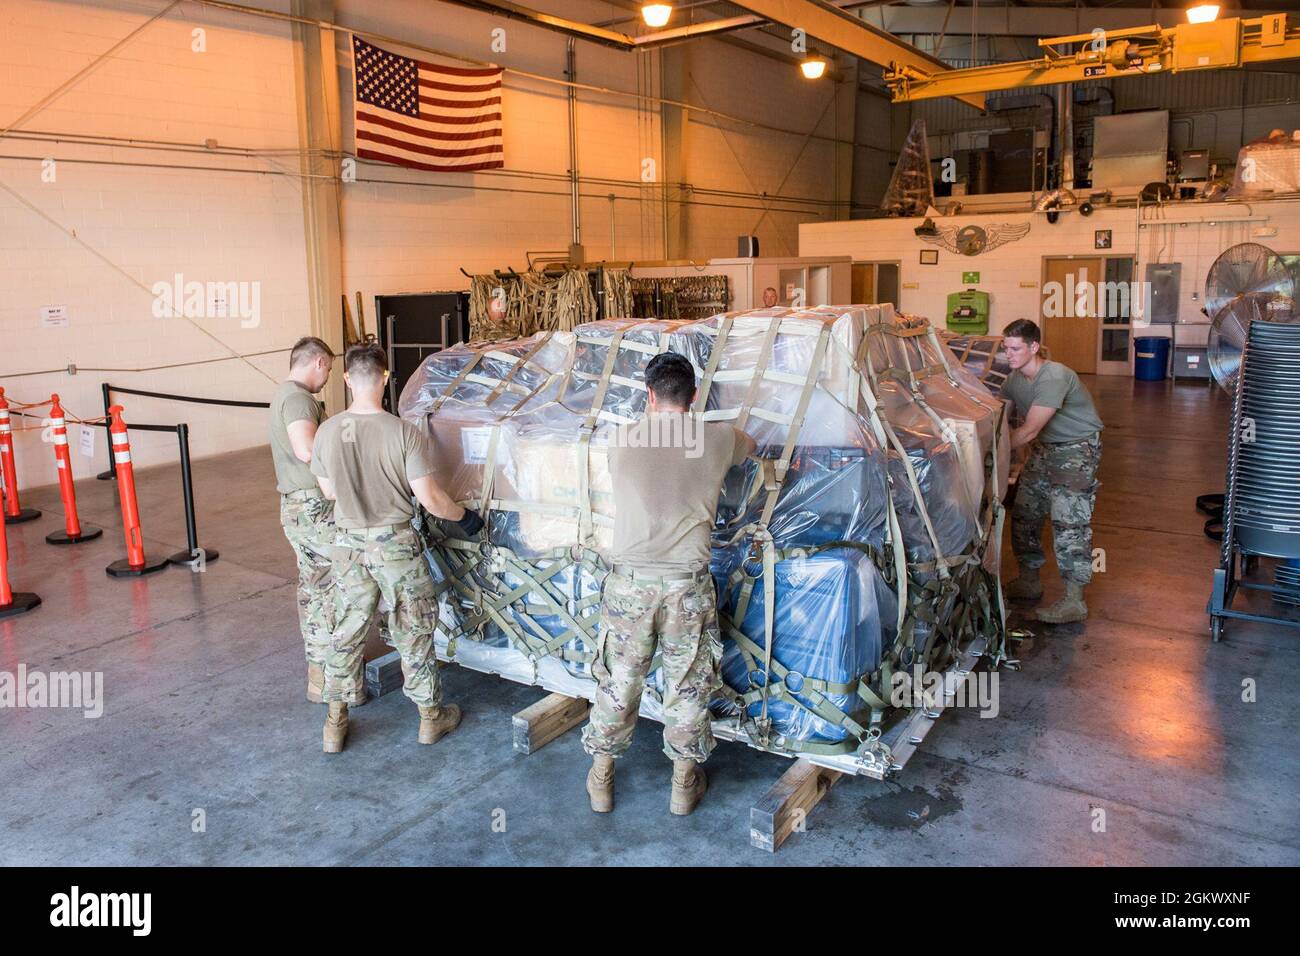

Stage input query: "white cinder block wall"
[
  {"left": 2, "top": 0, "right": 849, "bottom": 492},
  {"left": 1, "top": 0, "right": 308, "bottom": 490},
  {"left": 800, "top": 198, "right": 1300, "bottom": 346}
]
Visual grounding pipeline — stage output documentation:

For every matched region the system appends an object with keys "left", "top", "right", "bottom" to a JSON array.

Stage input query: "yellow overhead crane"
[{"left": 886, "top": 14, "right": 1298, "bottom": 103}]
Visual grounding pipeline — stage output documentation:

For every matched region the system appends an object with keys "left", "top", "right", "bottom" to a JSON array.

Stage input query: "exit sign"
[{"left": 962, "top": 271, "right": 980, "bottom": 284}]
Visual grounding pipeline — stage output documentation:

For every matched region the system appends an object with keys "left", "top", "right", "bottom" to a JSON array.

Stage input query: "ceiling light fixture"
[
  {"left": 801, "top": 55, "right": 828, "bottom": 79},
  {"left": 1186, "top": 4, "right": 1221, "bottom": 24},
  {"left": 641, "top": 4, "right": 672, "bottom": 28}
]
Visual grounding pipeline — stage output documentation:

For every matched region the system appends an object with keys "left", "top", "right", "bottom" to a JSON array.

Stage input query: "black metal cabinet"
[{"left": 373, "top": 291, "right": 470, "bottom": 411}]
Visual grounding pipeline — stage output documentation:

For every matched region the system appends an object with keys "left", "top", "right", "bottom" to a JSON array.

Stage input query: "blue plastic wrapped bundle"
[
  {"left": 715, "top": 443, "right": 890, "bottom": 556},
  {"left": 711, "top": 547, "right": 897, "bottom": 744}
]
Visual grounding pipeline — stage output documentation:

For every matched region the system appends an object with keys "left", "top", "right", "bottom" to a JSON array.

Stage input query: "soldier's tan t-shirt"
[
  {"left": 608, "top": 413, "right": 750, "bottom": 574},
  {"left": 310, "top": 411, "right": 435, "bottom": 529},
  {"left": 270, "top": 380, "right": 325, "bottom": 494},
  {"left": 1003, "top": 360, "right": 1103, "bottom": 444}
]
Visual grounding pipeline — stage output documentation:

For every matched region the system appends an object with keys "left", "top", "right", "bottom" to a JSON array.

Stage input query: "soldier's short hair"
[
  {"left": 290, "top": 336, "right": 334, "bottom": 368},
  {"left": 1003, "top": 319, "right": 1041, "bottom": 345},
  {"left": 344, "top": 341, "right": 387, "bottom": 383},
  {"left": 645, "top": 351, "right": 696, "bottom": 408}
]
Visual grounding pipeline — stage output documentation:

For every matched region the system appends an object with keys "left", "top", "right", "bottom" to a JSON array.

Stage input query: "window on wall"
[{"left": 1100, "top": 257, "right": 1135, "bottom": 367}]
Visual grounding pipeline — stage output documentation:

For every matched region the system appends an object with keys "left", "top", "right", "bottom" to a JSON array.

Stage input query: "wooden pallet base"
[
  {"left": 512, "top": 692, "right": 590, "bottom": 755},
  {"left": 750, "top": 758, "right": 842, "bottom": 853}
]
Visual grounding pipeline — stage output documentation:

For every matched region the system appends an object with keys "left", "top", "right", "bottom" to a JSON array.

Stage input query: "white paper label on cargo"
[
  {"left": 461, "top": 427, "right": 493, "bottom": 465},
  {"left": 79, "top": 425, "right": 96, "bottom": 458}
]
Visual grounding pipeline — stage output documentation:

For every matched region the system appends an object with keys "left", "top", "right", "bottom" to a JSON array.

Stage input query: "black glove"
[{"left": 451, "top": 508, "right": 485, "bottom": 538}]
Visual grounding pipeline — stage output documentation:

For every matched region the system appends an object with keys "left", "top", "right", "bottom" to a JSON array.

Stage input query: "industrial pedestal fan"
[{"left": 1203, "top": 243, "right": 1300, "bottom": 641}]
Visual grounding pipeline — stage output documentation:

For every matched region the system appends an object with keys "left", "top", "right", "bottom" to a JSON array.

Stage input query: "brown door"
[
  {"left": 1041, "top": 257, "right": 1100, "bottom": 373},
  {"left": 852, "top": 264, "right": 875, "bottom": 305}
]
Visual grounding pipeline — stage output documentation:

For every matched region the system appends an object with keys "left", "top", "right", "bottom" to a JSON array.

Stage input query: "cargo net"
[
  {"left": 629, "top": 275, "right": 730, "bottom": 323},
  {"left": 467, "top": 268, "right": 635, "bottom": 341},
  {"left": 399, "top": 305, "right": 1010, "bottom": 774},
  {"left": 939, "top": 330, "right": 1012, "bottom": 392},
  {"left": 881, "top": 118, "right": 936, "bottom": 218}
]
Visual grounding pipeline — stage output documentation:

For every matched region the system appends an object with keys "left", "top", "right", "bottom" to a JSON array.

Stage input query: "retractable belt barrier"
[{"left": 94, "top": 383, "right": 269, "bottom": 567}]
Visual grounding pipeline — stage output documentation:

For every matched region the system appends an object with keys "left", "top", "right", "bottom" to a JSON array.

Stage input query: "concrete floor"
[{"left": 1, "top": 375, "right": 1298, "bottom": 866}]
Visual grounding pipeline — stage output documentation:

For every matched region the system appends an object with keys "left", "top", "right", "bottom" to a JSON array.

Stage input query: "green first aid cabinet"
[{"left": 947, "top": 289, "right": 989, "bottom": 335}]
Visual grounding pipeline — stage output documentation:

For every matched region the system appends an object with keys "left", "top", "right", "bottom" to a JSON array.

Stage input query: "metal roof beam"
[{"left": 726, "top": 0, "right": 985, "bottom": 107}]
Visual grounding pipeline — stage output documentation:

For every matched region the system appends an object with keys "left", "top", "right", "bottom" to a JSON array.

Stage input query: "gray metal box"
[
  {"left": 1146, "top": 262, "right": 1182, "bottom": 325},
  {"left": 1093, "top": 111, "right": 1169, "bottom": 189},
  {"left": 1174, "top": 345, "right": 1211, "bottom": 380}
]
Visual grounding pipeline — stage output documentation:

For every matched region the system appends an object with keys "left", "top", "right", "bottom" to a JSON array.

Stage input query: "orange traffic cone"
[
  {"left": 45, "top": 394, "right": 103, "bottom": 546},
  {"left": 0, "top": 503, "right": 40, "bottom": 619},
  {"left": 0, "top": 387, "right": 41, "bottom": 525},
  {"left": 105, "top": 405, "right": 169, "bottom": 577}
]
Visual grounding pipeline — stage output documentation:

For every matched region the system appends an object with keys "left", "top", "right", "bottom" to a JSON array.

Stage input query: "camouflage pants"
[
  {"left": 1012, "top": 435, "right": 1102, "bottom": 585},
  {"left": 280, "top": 493, "right": 335, "bottom": 667},
  {"left": 582, "top": 572, "right": 723, "bottom": 764},
  {"left": 326, "top": 525, "right": 441, "bottom": 707}
]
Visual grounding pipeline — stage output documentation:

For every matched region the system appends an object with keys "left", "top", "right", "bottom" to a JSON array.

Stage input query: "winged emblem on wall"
[{"left": 918, "top": 221, "right": 1032, "bottom": 256}]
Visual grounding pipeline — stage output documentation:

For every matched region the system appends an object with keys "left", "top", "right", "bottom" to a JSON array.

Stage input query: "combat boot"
[
  {"left": 1004, "top": 566, "right": 1043, "bottom": 602},
  {"left": 417, "top": 703, "right": 462, "bottom": 745},
  {"left": 670, "top": 759, "right": 709, "bottom": 816},
  {"left": 306, "top": 663, "right": 325, "bottom": 704},
  {"left": 1036, "top": 581, "right": 1088, "bottom": 623},
  {"left": 587, "top": 755, "right": 615, "bottom": 813},
  {"left": 323, "top": 702, "right": 348, "bottom": 753}
]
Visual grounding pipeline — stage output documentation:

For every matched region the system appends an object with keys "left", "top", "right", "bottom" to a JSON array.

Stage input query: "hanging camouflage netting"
[{"left": 882, "top": 119, "right": 936, "bottom": 218}]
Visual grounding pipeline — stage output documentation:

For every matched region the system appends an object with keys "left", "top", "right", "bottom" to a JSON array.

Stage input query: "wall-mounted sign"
[
  {"left": 1095, "top": 229, "right": 1113, "bottom": 249},
  {"left": 40, "top": 305, "right": 69, "bottom": 328},
  {"left": 962, "top": 271, "right": 980, "bottom": 284},
  {"left": 919, "top": 249, "right": 939, "bottom": 265}
]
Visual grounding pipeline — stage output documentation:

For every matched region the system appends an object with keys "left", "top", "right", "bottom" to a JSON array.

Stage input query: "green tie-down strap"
[
  {"left": 716, "top": 537, "right": 898, "bottom": 759},
  {"left": 429, "top": 537, "right": 608, "bottom": 668},
  {"left": 713, "top": 529, "right": 1001, "bottom": 762}
]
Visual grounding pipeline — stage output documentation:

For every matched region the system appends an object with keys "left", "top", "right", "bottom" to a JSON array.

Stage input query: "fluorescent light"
[
  {"left": 641, "top": 4, "right": 672, "bottom": 27},
  {"left": 801, "top": 56, "right": 828, "bottom": 79},
  {"left": 1187, "top": 4, "right": 1220, "bottom": 24}
]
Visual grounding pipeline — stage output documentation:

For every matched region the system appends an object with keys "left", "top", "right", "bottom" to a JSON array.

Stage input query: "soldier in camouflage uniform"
[
  {"left": 584, "top": 572, "right": 724, "bottom": 763},
  {"left": 310, "top": 342, "right": 483, "bottom": 753},
  {"left": 270, "top": 336, "right": 359, "bottom": 704},
  {"left": 582, "top": 352, "right": 755, "bottom": 815},
  {"left": 1001, "top": 319, "right": 1104, "bottom": 623}
]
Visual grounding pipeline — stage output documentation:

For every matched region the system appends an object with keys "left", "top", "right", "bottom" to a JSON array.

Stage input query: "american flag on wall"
[{"left": 352, "top": 35, "right": 504, "bottom": 172}]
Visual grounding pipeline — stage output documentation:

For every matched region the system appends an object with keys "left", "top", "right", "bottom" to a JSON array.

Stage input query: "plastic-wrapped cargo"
[
  {"left": 400, "top": 305, "right": 1008, "bottom": 776},
  {"left": 1228, "top": 133, "right": 1300, "bottom": 198},
  {"left": 712, "top": 547, "right": 898, "bottom": 745}
]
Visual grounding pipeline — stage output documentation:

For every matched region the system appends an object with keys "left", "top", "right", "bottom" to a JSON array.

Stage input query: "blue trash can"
[{"left": 1134, "top": 336, "right": 1170, "bottom": 381}]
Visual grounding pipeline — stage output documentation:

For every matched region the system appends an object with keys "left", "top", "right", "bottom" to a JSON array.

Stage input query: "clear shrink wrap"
[{"left": 400, "top": 306, "right": 1007, "bottom": 761}]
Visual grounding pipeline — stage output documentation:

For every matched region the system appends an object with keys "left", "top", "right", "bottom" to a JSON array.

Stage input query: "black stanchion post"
[
  {"left": 169, "top": 423, "right": 218, "bottom": 568},
  {"left": 96, "top": 382, "right": 115, "bottom": 480}
]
